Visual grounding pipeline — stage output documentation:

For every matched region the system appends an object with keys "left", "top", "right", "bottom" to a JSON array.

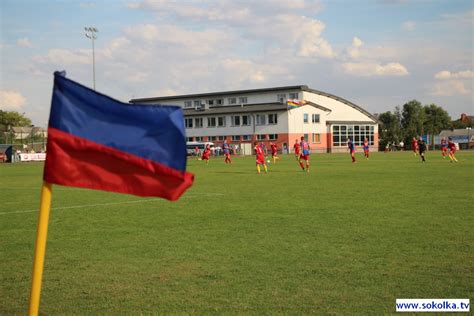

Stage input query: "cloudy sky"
[{"left": 1, "top": 0, "right": 473, "bottom": 127}]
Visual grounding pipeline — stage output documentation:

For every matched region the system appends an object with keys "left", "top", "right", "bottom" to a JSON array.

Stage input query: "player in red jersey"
[
  {"left": 202, "top": 144, "right": 211, "bottom": 165},
  {"left": 447, "top": 138, "right": 458, "bottom": 162},
  {"left": 194, "top": 146, "right": 200, "bottom": 160},
  {"left": 299, "top": 136, "right": 310, "bottom": 172},
  {"left": 412, "top": 137, "right": 418, "bottom": 156},
  {"left": 254, "top": 141, "right": 268, "bottom": 174},
  {"left": 440, "top": 137, "right": 448, "bottom": 158},
  {"left": 293, "top": 139, "right": 301, "bottom": 160},
  {"left": 363, "top": 138, "right": 369, "bottom": 159},
  {"left": 270, "top": 142, "right": 279, "bottom": 163}
]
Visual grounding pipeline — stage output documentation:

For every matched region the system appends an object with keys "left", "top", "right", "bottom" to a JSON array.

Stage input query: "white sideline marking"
[{"left": 0, "top": 192, "right": 224, "bottom": 216}]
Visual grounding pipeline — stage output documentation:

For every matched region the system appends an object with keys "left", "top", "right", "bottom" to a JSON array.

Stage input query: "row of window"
[
  {"left": 183, "top": 92, "right": 300, "bottom": 108},
  {"left": 186, "top": 133, "right": 322, "bottom": 144},
  {"left": 185, "top": 113, "right": 279, "bottom": 128},
  {"left": 187, "top": 134, "right": 278, "bottom": 142},
  {"left": 185, "top": 113, "right": 320, "bottom": 129},
  {"left": 332, "top": 125, "right": 375, "bottom": 147}
]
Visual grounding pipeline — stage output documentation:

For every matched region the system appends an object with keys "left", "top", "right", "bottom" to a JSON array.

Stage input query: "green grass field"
[{"left": 1, "top": 151, "right": 473, "bottom": 314}]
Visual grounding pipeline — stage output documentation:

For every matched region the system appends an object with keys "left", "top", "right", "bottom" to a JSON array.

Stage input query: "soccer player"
[
  {"left": 270, "top": 142, "right": 279, "bottom": 163},
  {"left": 363, "top": 137, "right": 369, "bottom": 159},
  {"left": 440, "top": 137, "right": 448, "bottom": 158},
  {"left": 223, "top": 139, "right": 232, "bottom": 164},
  {"left": 299, "top": 136, "right": 310, "bottom": 172},
  {"left": 293, "top": 139, "right": 301, "bottom": 161},
  {"left": 412, "top": 137, "right": 418, "bottom": 156},
  {"left": 418, "top": 137, "right": 427, "bottom": 162},
  {"left": 447, "top": 137, "right": 458, "bottom": 162},
  {"left": 254, "top": 141, "right": 268, "bottom": 174},
  {"left": 347, "top": 138, "right": 356, "bottom": 163},
  {"left": 202, "top": 144, "right": 211, "bottom": 165},
  {"left": 194, "top": 146, "right": 200, "bottom": 160}
]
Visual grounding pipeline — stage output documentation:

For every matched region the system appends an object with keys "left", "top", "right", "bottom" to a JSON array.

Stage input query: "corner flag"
[{"left": 28, "top": 71, "right": 194, "bottom": 315}]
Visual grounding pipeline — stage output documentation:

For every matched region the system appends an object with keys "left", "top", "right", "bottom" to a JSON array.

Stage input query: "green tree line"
[{"left": 378, "top": 100, "right": 470, "bottom": 149}]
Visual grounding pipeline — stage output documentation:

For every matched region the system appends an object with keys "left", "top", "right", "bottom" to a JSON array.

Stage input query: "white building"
[{"left": 130, "top": 85, "right": 379, "bottom": 154}]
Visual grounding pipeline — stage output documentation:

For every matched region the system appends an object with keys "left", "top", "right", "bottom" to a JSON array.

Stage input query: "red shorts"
[
  {"left": 272, "top": 152, "right": 277, "bottom": 157},
  {"left": 450, "top": 149, "right": 456, "bottom": 155},
  {"left": 300, "top": 154, "right": 309, "bottom": 161},
  {"left": 202, "top": 153, "right": 210, "bottom": 160},
  {"left": 256, "top": 154, "right": 265, "bottom": 165},
  {"left": 295, "top": 151, "right": 300, "bottom": 156},
  {"left": 442, "top": 147, "right": 448, "bottom": 152}
]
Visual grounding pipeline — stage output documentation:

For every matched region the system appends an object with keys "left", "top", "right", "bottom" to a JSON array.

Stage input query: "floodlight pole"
[{"left": 84, "top": 27, "right": 98, "bottom": 90}]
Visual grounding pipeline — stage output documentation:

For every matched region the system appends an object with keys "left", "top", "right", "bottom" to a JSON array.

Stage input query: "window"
[
  {"left": 332, "top": 125, "right": 375, "bottom": 147},
  {"left": 268, "top": 113, "right": 278, "bottom": 124},
  {"left": 242, "top": 115, "right": 251, "bottom": 126},
  {"left": 232, "top": 115, "right": 240, "bottom": 126},
  {"left": 209, "top": 136, "right": 216, "bottom": 141},
  {"left": 208, "top": 99, "right": 214, "bottom": 106},
  {"left": 185, "top": 118, "right": 193, "bottom": 128},
  {"left": 218, "top": 136, "right": 225, "bottom": 141},
  {"left": 269, "top": 134, "right": 278, "bottom": 140},
  {"left": 207, "top": 117, "right": 216, "bottom": 127},
  {"left": 184, "top": 101, "right": 192, "bottom": 108},
  {"left": 194, "top": 100, "right": 201, "bottom": 107},
  {"left": 186, "top": 137, "right": 193, "bottom": 142},
  {"left": 242, "top": 135, "right": 252, "bottom": 141},
  {"left": 256, "top": 114, "right": 266, "bottom": 125},
  {"left": 257, "top": 134, "right": 266, "bottom": 141},
  {"left": 312, "top": 133, "right": 321, "bottom": 144},
  {"left": 239, "top": 96, "right": 248, "bottom": 104},
  {"left": 228, "top": 97, "right": 237, "bottom": 105},
  {"left": 289, "top": 92, "right": 299, "bottom": 99},
  {"left": 195, "top": 136, "right": 203, "bottom": 141},
  {"left": 304, "top": 134, "right": 309, "bottom": 142},
  {"left": 231, "top": 135, "right": 240, "bottom": 141},
  {"left": 217, "top": 116, "right": 226, "bottom": 127},
  {"left": 303, "top": 113, "right": 309, "bottom": 123},
  {"left": 277, "top": 94, "right": 286, "bottom": 103},
  {"left": 195, "top": 117, "right": 203, "bottom": 128},
  {"left": 216, "top": 99, "right": 223, "bottom": 106},
  {"left": 312, "top": 114, "right": 320, "bottom": 123}
]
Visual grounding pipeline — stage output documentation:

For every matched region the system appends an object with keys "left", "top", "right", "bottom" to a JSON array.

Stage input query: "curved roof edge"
[{"left": 302, "top": 87, "right": 377, "bottom": 123}]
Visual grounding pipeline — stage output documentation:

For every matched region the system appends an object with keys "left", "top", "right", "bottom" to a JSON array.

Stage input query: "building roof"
[
  {"left": 183, "top": 101, "right": 331, "bottom": 116},
  {"left": 130, "top": 85, "right": 377, "bottom": 122},
  {"left": 439, "top": 128, "right": 473, "bottom": 137}
]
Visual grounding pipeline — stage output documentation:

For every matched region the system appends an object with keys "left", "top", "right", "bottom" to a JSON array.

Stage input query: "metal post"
[{"left": 84, "top": 27, "right": 98, "bottom": 90}]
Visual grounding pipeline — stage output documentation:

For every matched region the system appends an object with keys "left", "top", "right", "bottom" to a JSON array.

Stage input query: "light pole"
[
  {"left": 467, "top": 127, "right": 472, "bottom": 150},
  {"left": 84, "top": 27, "right": 98, "bottom": 90}
]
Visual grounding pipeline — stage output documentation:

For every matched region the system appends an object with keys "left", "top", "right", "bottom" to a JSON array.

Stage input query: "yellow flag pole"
[{"left": 28, "top": 181, "right": 53, "bottom": 316}]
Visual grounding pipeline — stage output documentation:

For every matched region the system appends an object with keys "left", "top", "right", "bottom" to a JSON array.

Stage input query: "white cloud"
[
  {"left": 402, "top": 21, "right": 416, "bottom": 31},
  {"left": 347, "top": 37, "right": 363, "bottom": 59},
  {"left": 17, "top": 37, "right": 32, "bottom": 47},
  {"left": 434, "top": 70, "right": 474, "bottom": 80},
  {"left": 342, "top": 62, "right": 409, "bottom": 76},
  {"left": 33, "top": 48, "right": 91, "bottom": 65},
  {"left": 0, "top": 90, "right": 27, "bottom": 110},
  {"left": 431, "top": 80, "right": 469, "bottom": 96}
]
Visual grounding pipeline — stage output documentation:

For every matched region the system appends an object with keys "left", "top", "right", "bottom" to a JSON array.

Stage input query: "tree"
[
  {"left": 423, "top": 104, "right": 451, "bottom": 145},
  {"left": 0, "top": 110, "right": 32, "bottom": 143},
  {"left": 378, "top": 108, "right": 402, "bottom": 149},
  {"left": 401, "top": 100, "right": 424, "bottom": 146}
]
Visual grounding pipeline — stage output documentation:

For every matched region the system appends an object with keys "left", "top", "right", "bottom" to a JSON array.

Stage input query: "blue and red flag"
[{"left": 44, "top": 71, "right": 194, "bottom": 200}]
